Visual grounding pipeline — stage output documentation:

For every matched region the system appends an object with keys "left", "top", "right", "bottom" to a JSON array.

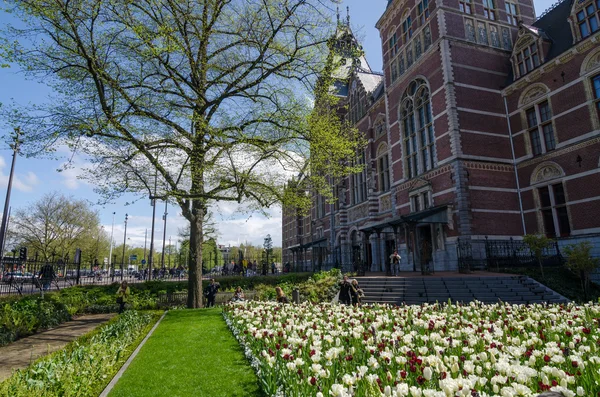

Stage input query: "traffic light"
[{"left": 19, "top": 247, "right": 27, "bottom": 261}]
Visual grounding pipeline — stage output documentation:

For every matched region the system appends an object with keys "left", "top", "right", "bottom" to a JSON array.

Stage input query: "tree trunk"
[
  {"left": 187, "top": 205, "right": 204, "bottom": 308},
  {"left": 538, "top": 257, "right": 545, "bottom": 279}
]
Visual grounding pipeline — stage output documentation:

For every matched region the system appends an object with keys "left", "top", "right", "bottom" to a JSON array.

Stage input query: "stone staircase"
[{"left": 356, "top": 275, "right": 569, "bottom": 305}]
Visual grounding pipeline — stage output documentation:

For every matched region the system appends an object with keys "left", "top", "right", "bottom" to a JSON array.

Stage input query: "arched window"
[
  {"left": 530, "top": 162, "right": 570, "bottom": 237},
  {"left": 401, "top": 79, "right": 436, "bottom": 179}
]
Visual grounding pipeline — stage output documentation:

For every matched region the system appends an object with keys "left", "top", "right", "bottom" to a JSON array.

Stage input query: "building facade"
[{"left": 282, "top": 0, "right": 600, "bottom": 273}]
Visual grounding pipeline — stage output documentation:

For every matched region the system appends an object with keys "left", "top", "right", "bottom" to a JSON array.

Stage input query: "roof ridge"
[{"left": 535, "top": 0, "right": 570, "bottom": 22}]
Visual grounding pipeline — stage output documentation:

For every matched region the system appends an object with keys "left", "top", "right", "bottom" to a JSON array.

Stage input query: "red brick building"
[{"left": 282, "top": 0, "right": 600, "bottom": 273}]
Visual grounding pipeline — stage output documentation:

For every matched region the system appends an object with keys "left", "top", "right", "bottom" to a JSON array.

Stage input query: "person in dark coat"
[
  {"left": 204, "top": 278, "right": 220, "bottom": 307},
  {"left": 339, "top": 275, "right": 352, "bottom": 305},
  {"left": 38, "top": 263, "right": 56, "bottom": 291}
]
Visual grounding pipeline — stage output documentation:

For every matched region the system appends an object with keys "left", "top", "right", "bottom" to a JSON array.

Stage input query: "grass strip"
[
  {"left": 109, "top": 308, "right": 262, "bottom": 397},
  {"left": 0, "top": 310, "right": 162, "bottom": 397}
]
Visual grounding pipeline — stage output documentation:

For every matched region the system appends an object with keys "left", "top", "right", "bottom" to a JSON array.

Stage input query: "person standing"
[
  {"left": 38, "top": 262, "right": 56, "bottom": 291},
  {"left": 116, "top": 281, "right": 130, "bottom": 313},
  {"left": 338, "top": 275, "right": 352, "bottom": 305},
  {"left": 389, "top": 250, "right": 401, "bottom": 276},
  {"left": 205, "top": 278, "right": 220, "bottom": 307},
  {"left": 350, "top": 279, "right": 364, "bottom": 306}
]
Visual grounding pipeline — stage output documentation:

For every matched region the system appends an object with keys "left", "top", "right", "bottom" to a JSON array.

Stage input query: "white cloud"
[
  {"left": 58, "top": 155, "right": 93, "bottom": 190},
  {"left": 102, "top": 203, "right": 282, "bottom": 251},
  {"left": 0, "top": 155, "right": 41, "bottom": 192}
]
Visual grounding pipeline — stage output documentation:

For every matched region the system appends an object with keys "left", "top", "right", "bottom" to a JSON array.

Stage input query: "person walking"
[
  {"left": 38, "top": 262, "right": 56, "bottom": 291},
  {"left": 338, "top": 275, "right": 352, "bottom": 305},
  {"left": 116, "top": 281, "right": 130, "bottom": 313},
  {"left": 389, "top": 250, "right": 401, "bottom": 276},
  {"left": 205, "top": 278, "right": 220, "bottom": 307}
]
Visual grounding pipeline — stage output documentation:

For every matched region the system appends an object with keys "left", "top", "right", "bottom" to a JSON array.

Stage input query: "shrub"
[{"left": 0, "top": 310, "right": 161, "bottom": 397}]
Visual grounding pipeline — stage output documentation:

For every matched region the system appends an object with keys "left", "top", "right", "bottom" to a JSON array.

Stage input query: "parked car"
[{"left": 2, "top": 272, "right": 36, "bottom": 284}]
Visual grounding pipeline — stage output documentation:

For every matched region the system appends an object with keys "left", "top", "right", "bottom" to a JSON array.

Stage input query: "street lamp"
[
  {"left": 121, "top": 213, "right": 128, "bottom": 281},
  {"left": 161, "top": 200, "right": 168, "bottom": 268},
  {"left": 108, "top": 212, "right": 115, "bottom": 278}
]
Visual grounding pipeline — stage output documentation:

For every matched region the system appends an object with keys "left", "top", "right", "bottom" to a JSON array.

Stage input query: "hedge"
[{"left": 0, "top": 310, "right": 162, "bottom": 397}]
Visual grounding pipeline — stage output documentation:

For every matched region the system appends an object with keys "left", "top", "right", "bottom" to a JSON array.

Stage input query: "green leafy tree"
[
  {"left": 11, "top": 192, "right": 102, "bottom": 262},
  {"left": 1, "top": 0, "right": 364, "bottom": 307},
  {"left": 523, "top": 234, "right": 553, "bottom": 279},
  {"left": 201, "top": 238, "right": 222, "bottom": 273},
  {"left": 564, "top": 241, "right": 600, "bottom": 301}
]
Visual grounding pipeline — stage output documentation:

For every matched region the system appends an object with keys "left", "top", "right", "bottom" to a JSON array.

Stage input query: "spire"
[{"left": 346, "top": 6, "right": 350, "bottom": 27}]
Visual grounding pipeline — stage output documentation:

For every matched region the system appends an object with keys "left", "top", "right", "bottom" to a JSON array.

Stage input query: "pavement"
[{"left": 0, "top": 313, "right": 115, "bottom": 382}]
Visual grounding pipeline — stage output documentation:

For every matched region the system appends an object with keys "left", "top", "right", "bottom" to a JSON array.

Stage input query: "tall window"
[
  {"left": 505, "top": 2, "right": 519, "bottom": 25},
  {"left": 483, "top": 0, "right": 496, "bottom": 20},
  {"left": 593, "top": 74, "right": 600, "bottom": 109},
  {"left": 316, "top": 194, "right": 326, "bottom": 218},
  {"left": 459, "top": 0, "right": 473, "bottom": 14},
  {"left": 418, "top": 0, "right": 430, "bottom": 25},
  {"left": 378, "top": 152, "right": 390, "bottom": 192},
  {"left": 516, "top": 43, "right": 540, "bottom": 76},
  {"left": 402, "top": 79, "right": 436, "bottom": 179},
  {"left": 538, "top": 183, "right": 570, "bottom": 237},
  {"left": 351, "top": 152, "right": 367, "bottom": 205},
  {"left": 402, "top": 15, "right": 413, "bottom": 42},
  {"left": 389, "top": 33, "right": 398, "bottom": 57},
  {"left": 577, "top": 1, "right": 600, "bottom": 38},
  {"left": 526, "top": 101, "right": 555, "bottom": 156},
  {"left": 409, "top": 190, "right": 431, "bottom": 213}
]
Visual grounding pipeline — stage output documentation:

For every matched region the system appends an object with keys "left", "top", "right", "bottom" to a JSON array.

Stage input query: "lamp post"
[
  {"left": 143, "top": 228, "right": 147, "bottom": 264},
  {"left": 161, "top": 200, "right": 168, "bottom": 268},
  {"left": 0, "top": 129, "right": 21, "bottom": 264},
  {"left": 108, "top": 212, "right": 115, "bottom": 278},
  {"left": 120, "top": 213, "right": 128, "bottom": 281}
]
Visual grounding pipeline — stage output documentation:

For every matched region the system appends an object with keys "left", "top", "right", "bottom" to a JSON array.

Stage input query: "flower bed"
[
  {"left": 0, "top": 310, "right": 162, "bottom": 396},
  {"left": 224, "top": 302, "right": 600, "bottom": 397}
]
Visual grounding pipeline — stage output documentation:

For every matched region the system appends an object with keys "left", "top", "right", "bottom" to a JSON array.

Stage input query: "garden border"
[{"left": 99, "top": 310, "right": 168, "bottom": 397}]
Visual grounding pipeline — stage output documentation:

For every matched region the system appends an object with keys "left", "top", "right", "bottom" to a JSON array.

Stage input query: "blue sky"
[{"left": 0, "top": 0, "right": 557, "bottom": 251}]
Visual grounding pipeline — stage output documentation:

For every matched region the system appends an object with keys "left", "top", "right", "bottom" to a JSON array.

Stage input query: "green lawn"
[{"left": 109, "top": 309, "right": 262, "bottom": 397}]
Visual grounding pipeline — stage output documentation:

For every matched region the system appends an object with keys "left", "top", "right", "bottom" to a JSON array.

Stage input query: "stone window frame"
[
  {"left": 515, "top": 42, "right": 541, "bottom": 77},
  {"left": 579, "top": 48, "right": 600, "bottom": 129},
  {"left": 530, "top": 162, "right": 571, "bottom": 238},
  {"left": 575, "top": 0, "right": 600, "bottom": 39},
  {"left": 505, "top": 1, "right": 519, "bottom": 25},
  {"left": 400, "top": 78, "right": 437, "bottom": 180},
  {"left": 417, "top": 0, "right": 430, "bottom": 26},
  {"left": 408, "top": 184, "right": 433, "bottom": 213},
  {"left": 376, "top": 143, "right": 391, "bottom": 193},
  {"left": 482, "top": 0, "right": 497, "bottom": 20},
  {"left": 459, "top": 0, "right": 473, "bottom": 14},
  {"left": 402, "top": 11, "right": 413, "bottom": 42},
  {"left": 593, "top": 74, "right": 600, "bottom": 109},
  {"left": 388, "top": 30, "right": 399, "bottom": 58},
  {"left": 524, "top": 99, "right": 557, "bottom": 157},
  {"left": 350, "top": 150, "right": 368, "bottom": 205}
]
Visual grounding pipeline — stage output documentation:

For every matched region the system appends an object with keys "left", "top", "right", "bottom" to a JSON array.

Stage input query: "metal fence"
[
  {"left": 457, "top": 237, "right": 564, "bottom": 273},
  {"left": 0, "top": 258, "right": 189, "bottom": 296}
]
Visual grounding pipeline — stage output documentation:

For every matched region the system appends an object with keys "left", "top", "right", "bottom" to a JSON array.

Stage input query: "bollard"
[{"left": 292, "top": 288, "right": 300, "bottom": 304}]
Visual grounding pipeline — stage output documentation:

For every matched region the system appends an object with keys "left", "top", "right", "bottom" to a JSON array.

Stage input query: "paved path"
[{"left": 0, "top": 313, "right": 115, "bottom": 382}]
